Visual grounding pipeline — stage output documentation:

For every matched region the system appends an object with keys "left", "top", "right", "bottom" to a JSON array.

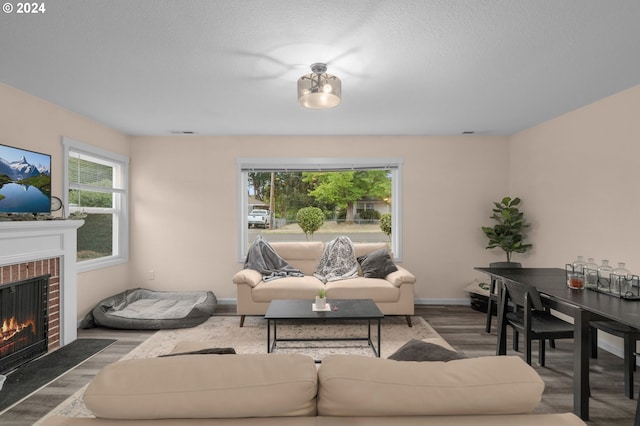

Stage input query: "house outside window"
[
  {"left": 356, "top": 201, "right": 387, "bottom": 222},
  {"left": 237, "top": 157, "right": 403, "bottom": 262},
  {"left": 62, "top": 137, "right": 129, "bottom": 272}
]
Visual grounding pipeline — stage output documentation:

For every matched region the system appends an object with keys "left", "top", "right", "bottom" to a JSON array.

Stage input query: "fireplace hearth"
[{"left": 0, "top": 275, "right": 49, "bottom": 374}]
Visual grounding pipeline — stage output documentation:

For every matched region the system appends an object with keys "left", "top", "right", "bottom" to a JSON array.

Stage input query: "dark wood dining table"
[{"left": 476, "top": 267, "right": 640, "bottom": 421}]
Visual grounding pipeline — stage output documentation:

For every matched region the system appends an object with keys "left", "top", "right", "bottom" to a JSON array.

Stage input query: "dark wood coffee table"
[{"left": 265, "top": 299, "right": 383, "bottom": 360}]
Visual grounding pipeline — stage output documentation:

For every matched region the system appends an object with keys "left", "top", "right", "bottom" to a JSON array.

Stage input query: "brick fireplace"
[
  {"left": 1, "top": 258, "right": 60, "bottom": 351},
  {"left": 0, "top": 220, "right": 84, "bottom": 354},
  {"left": 0, "top": 272, "right": 51, "bottom": 372}
]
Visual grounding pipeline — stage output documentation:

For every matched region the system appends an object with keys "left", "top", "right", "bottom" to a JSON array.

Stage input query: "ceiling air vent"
[{"left": 169, "top": 130, "right": 196, "bottom": 135}]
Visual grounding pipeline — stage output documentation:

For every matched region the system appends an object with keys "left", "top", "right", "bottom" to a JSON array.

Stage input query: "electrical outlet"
[{"left": 148, "top": 270, "right": 155, "bottom": 280}]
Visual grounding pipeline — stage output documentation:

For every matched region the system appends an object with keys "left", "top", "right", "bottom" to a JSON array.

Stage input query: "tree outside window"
[{"left": 248, "top": 170, "right": 391, "bottom": 226}]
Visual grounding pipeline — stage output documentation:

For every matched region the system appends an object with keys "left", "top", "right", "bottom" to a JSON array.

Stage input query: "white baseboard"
[
  {"left": 595, "top": 335, "right": 639, "bottom": 365},
  {"left": 414, "top": 298, "right": 470, "bottom": 305},
  {"left": 216, "top": 298, "right": 238, "bottom": 305},
  {"left": 597, "top": 339, "right": 625, "bottom": 360}
]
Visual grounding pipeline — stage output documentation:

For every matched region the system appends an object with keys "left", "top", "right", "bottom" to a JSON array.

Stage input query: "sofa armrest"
[
  {"left": 232, "top": 269, "right": 264, "bottom": 288},
  {"left": 385, "top": 266, "right": 416, "bottom": 287}
]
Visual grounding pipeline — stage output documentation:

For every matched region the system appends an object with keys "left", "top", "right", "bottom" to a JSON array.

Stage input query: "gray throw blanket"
[
  {"left": 245, "top": 235, "right": 304, "bottom": 282},
  {"left": 313, "top": 236, "right": 359, "bottom": 283}
]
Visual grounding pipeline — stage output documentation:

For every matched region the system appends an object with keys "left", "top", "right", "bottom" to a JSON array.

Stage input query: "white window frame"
[
  {"left": 237, "top": 157, "right": 403, "bottom": 262},
  {"left": 62, "top": 136, "right": 129, "bottom": 272}
]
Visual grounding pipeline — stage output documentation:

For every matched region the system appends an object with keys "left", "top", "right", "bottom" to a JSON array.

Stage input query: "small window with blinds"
[{"left": 63, "top": 137, "right": 129, "bottom": 271}]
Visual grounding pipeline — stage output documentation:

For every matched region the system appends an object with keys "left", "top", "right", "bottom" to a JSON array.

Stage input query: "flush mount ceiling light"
[{"left": 297, "top": 63, "right": 341, "bottom": 109}]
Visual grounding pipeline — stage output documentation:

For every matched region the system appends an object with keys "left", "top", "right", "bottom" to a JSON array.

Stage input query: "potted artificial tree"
[
  {"left": 481, "top": 196, "right": 532, "bottom": 263},
  {"left": 478, "top": 197, "right": 533, "bottom": 326}
]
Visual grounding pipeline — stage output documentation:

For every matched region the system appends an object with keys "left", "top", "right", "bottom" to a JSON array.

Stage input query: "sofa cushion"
[
  {"left": 357, "top": 248, "right": 398, "bottom": 278},
  {"left": 387, "top": 339, "right": 465, "bottom": 362},
  {"left": 169, "top": 340, "right": 222, "bottom": 354},
  {"left": 84, "top": 354, "right": 318, "bottom": 419},
  {"left": 314, "top": 413, "right": 586, "bottom": 426},
  {"left": 353, "top": 243, "right": 389, "bottom": 258},
  {"left": 270, "top": 242, "right": 324, "bottom": 275},
  {"left": 252, "top": 275, "right": 324, "bottom": 302},
  {"left": 317, "top": 355, "right": 544, "bottom": 417},
  {"left": 325, "top": 277, "right": 399, "bottom": 302},
  {"left": 422, "top": 336, "right": 457, "bottom": 351},
  {"left": 159, "top": 347, "right": 236, "bottom": 357}
]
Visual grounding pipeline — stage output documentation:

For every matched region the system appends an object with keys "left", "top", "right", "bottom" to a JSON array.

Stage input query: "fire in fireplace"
[
  {"left": 1, "top": 316, "right": 37, "bottom": 349},
  {"left": 0, "top": 275, "right": 49, "bottom": 374}
]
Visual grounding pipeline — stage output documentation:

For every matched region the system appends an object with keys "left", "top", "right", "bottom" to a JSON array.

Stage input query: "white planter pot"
[{"left": 315, "top": 296, "right": 327, "bottom": 309}]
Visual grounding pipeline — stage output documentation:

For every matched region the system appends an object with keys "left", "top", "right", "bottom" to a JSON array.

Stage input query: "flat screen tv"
[{"left": 0, "top": 144, "right": 52, "bottom": 214}]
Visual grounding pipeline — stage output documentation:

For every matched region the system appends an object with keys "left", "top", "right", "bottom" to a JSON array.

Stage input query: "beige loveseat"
[
  {"left": 41, "top": 346, "right": 585, "bottom": 425},
  {"left": 233, "top": 241, "right": 416, "bottom": 326}
]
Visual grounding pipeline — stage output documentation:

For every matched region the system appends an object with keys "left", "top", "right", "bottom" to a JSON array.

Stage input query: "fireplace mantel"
[{"left": 0, "top": 220, "right": 84, "bottom": 346}]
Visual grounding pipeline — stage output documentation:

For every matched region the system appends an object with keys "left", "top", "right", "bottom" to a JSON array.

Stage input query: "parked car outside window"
[{"left": 248, "top": 209, "right": 270, "bottom": 228}]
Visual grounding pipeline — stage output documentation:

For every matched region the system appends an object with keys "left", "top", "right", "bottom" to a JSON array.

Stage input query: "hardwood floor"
[{"left": 0, "top": 304, "right": 636, "bottom": 425}]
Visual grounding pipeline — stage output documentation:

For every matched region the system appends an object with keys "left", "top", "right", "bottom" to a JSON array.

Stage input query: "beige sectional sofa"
[
  {"left": 41, "top": 346, "right": 585, "bottom": 425},
  {"left": 233, "top": 241, "right": 416, "bottom": 326}
]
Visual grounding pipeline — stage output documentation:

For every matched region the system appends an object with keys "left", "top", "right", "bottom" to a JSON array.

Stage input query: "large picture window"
[
  {"left": 62, "top": 137, "right": 129, "bottom": 271},
  {"left": 237, "top": 158, "right": 403, "bottom": 262}
]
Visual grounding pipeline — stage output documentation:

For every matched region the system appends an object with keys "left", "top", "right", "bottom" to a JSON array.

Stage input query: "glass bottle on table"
[
  {"left": 612, "top": 262, "right": 631, "bottom": 296},
  {"left": 584, "top": 258, "right": 598, "bottom": 290},
  {"left": 597, "top": 260, "right": 613, "bottom": 292},
  {"left": 572, "top": 256, "right": 587, "bottom": 274},
  {"left": 567, "top": 256, "right": 587, "bottom": 289}
]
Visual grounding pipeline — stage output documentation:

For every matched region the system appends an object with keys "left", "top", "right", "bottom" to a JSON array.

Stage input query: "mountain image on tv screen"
[{"left": 0, "top": 144, "right": 52, "bottom": 214}]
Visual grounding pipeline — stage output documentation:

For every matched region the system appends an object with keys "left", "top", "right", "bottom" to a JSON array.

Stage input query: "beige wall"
[
  {"left": 129, "top": 135, "right": 510, "bottom": 302},
  {"left": 0, "top": 83, "right": 131, "bottom": 318},
  {"left": 509, "top": 85, "right": 640, "bottom": 273},
  {"left": 509, "top": 84, "right": 640, "bottom": 355}
]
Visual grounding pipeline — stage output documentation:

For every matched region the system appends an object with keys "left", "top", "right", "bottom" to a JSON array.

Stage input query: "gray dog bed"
[{"left": 81, "top": 288, "right": 217, "bottom": 330}]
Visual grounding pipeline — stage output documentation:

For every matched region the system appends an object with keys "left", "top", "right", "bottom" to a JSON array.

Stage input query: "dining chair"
[
  {"left": 497, "top": 279, "right": 574, "bottom": 366},
  {"left": 591, "top": 321, "right": 640, "bottom": 399},
  {"left": 485, "top": 261, "right": 522, "bottom": 333}
]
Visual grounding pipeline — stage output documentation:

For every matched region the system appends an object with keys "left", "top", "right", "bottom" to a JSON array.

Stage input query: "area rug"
[
  {"left": 0, "top": 338, "right": 116, "bottom": 412},
  {"left": 124, "top": 315, "right": 440, "bottom": 359},
  {"left": 37, "top": 315, "right": 441, "bottom": 422}
]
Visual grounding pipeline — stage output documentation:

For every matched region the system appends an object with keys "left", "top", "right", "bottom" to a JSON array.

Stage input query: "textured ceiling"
[{"left": 1, "top": 0, "right": 639, "bottom": 136}]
